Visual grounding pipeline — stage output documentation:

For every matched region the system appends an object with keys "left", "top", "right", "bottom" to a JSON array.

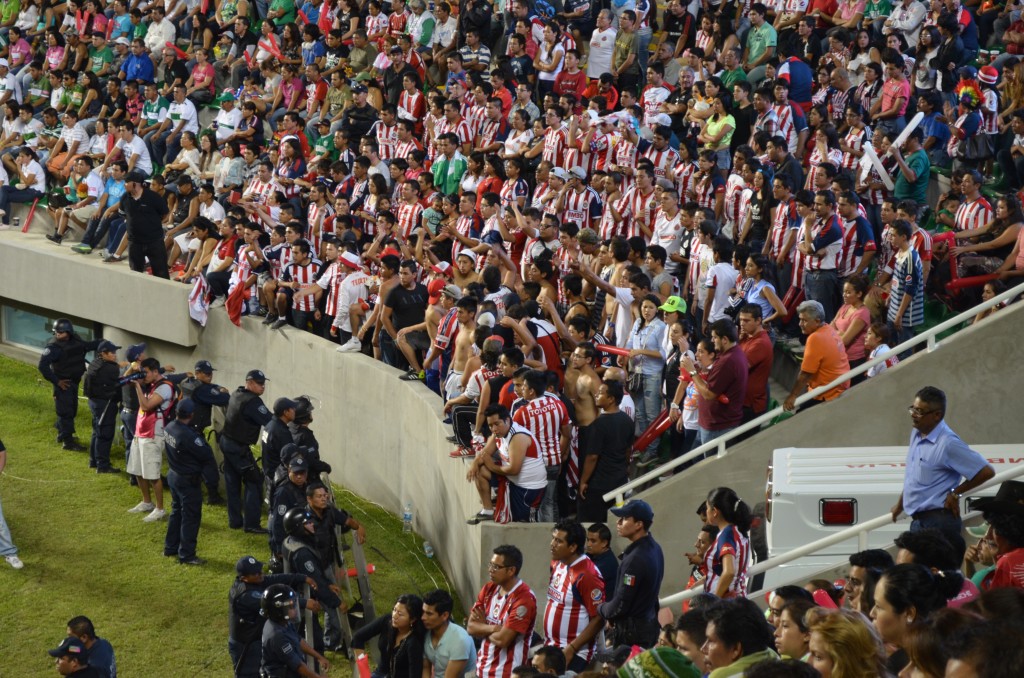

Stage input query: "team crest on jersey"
[
  {"left": 623, "top": 574, "right": 636, "bottom": 586},
  {"left": 591, "top": 588, "right": 603, "bottom": 601},
  {"left": 515, "top": 605, "right": 528, "bottom": 619}
]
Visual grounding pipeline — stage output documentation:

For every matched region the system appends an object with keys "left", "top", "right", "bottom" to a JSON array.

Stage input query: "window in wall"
[{"left": 1, "top": 304, "right": 97, "bottom": 353}]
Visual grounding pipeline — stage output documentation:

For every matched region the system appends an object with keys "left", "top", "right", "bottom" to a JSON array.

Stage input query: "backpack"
[{"left": 154, "top": 378, "right": 180, "bottom": 426}]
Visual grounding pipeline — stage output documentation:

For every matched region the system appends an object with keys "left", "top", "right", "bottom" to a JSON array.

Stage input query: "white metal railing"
[
  {"left": 603, "top": 280, "right": 1024, "bottom": 504},
  {"left": 659, "top": 461, "right": 1024, "bottom": 607}
]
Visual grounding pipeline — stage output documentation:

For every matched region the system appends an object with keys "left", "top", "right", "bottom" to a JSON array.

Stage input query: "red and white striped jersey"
[
  {"left": 398, "top": 90, "right": 425, "bottom": 128},
  {"left": 531, "top": 180, "right": 551, "bottom": 212},
  {"left": 500, "top": 178, "right": 529, "bottom": 209},
  {"left": 395, "top": 138, "right": 423, "bottom": 161},
  {"left": 804, "top": 146, "right": 844, "bottom": 190},
  {"left": 432, "top": 307, "right": 459, "bottom": 352},
  {"left": 673, "top": 160, "right": 699, "bottom": 199},
  {"left": 561, "top": 186, "right": 602, "bottom": 229},
  {"left": 754, "top": 108, "right": 779, "bottom": 136},
  {"left": 263, "top": 243, "right": 288, "bottom": 280},
  {"left": 528, "top": 319, "right": 564, "bottom": 386},
  {"left": 621, "top": 186, "right": 657, "bottom": 240},
  {"left": 563, "top": 136, "right": 592, "bottom": 177},
  {"left": 513, "top": 393, "right": 569, "bottom": 467},
  {"left": 598, "top": 192, "right": 626, "bottom": 240},
  {"left": 694, "top": 172, "right": 724, "bottom": 213},
  {"left": 396, "top": 201, "right": 423, "bottom": 240},
  {"left": 954, "top": 196, "right": 992, "bottom": 232},
  {"left": 436, "top": 117, "right": 474, "bottom": 150},
  {"left": 230, "top": 243, "right": 259, "bottom": 292},
  {"left": 803, "top": 215, "right": 843, "bottom": 272},
  {"left": 284, "top": 260, "right": 321, "bottom": 311},
  {"left": 840, "top": 127, "right": 868, "bottom": 171},
  {"left": 768, "top": 197, "right": 799, "bottom": 261},
  {"left": 610, "top": 136, "right": 638, "bottom": 191},
  {"left": 586, "top": 131, "right": 613, "bottom": 172},
  {"left": 243, "top": 177, "right": 281, "bottom": 209},
  {"left": 477, "top": 117, "right": 509, "bottom": 150},
  {"left": 474, "top": 580, "right": 538, "bottom": 678},
  {"left": 543, "top": 556, "right": 605, "bottom": 662},
  {"left": 838, "top": 216, "right": 878, "bottom": 277},
  {"left": 640, "top": 84, "right": 672, "bottom": 128},
  {"left": 641, "top": 145, "right": 679, "bottom": 181},
  {"left": 773, "top": 103, "right": 797, "bottom": 153},
  {"left": 452, "top": 213, "right": 482, "bottom": 261},
  {"left": 424, "top": 111, "right": 443, "bottom": 161},
  {"left": 982, "top": 89, "right": 999, "bottom": 135},
  {"left": 372, "top": 121, "right": 399, "bottom": 161},
  {"left": 315, "top": 260, "right": 344, "bottom": 317},
  {"left": 695, "top": 29, "right": 713, "bottom": 54},
  {"left": 724, "top": 174, "right": 747, "bottom": 232},
  {"left": 910, "top": 227, "right": 933, "bottom": 263},
  {"left": 705, "top": 525, "right": 751, "bottom": 598},
  {"left": 306, "top": 202, "right": 334, "bottom": 255},
  {"left": 860, "top": 161, "right": 888, "bottom": 206},
  {"left": 542, "top": 126, "right": 568, "bottom": 167},
  {"left": 791, "top": 222, "right": 809, "bottom": 288},
  {"left": 465, "top": 104, "right": 488, "bottom": 137}
]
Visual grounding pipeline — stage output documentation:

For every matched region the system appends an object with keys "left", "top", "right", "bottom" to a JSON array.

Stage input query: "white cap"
[
  {"left": 457, "top": 249, "right": 478, "bottom": 263},
  {"left": 550, "top": 167, "right": 570, "bottom": 181}
]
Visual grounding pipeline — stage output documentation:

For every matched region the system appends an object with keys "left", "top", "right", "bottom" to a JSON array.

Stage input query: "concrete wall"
[{"left": 3, "top": 209, "right": 1023, "bottom": 609}]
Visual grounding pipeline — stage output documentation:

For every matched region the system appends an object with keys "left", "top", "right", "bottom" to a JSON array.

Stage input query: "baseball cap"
[
  {"left": 442, "top": 284, "right": 463, "bottom": 300},
  {"left": 97, "top": 340, "right": 121, "bottom": 354},
  {"left": 48, "top": 637, "right": 88, "bottom": 660},
  {"left": 176, "top": 398, "right": 196, "bottom": 417},
  {"left": 477, "top": 311, "right": 495, "bottom": 327},
  {"left": 430, "top": 261, "right": 453, "bottom": 277},
  {"left": 338, "top": 251, "right": 362, "bottom": 269},
  {"left": 0, "top": 59, "right": 9, "bottom": 69},
  {"left": 246, "top": 369, "right": 268, "bottom": 384},
  {"left": 427, "top": 277, "right": 446, "bottom": 304},
  {"left": 288, "top": 455, "right": 309, "bottom": 472},
  {"left": 659, "top": 295, "right": 687, "bottom": 314},
  {"left": 216, "top": 90, "right": 236, "bottom": 103},
  {"left": 194, "top": 360, "right": 215, "bottom": 373},
  {"left": 569, "top": 166, "right": 587, "bottom": 180},
  {"left": 578, "top": 227, "right": 599, "bottom": 246},
  {"left": 235, "top": 555, "right": 264, "bottom": 575},
  {"left": 114, "top": 37, "right": 130, "bottom": 46},
  {"left": 273, "top": 397, "right": 298, "bottom": 415},
  {"left": 610, "top": 499, "right": 655, "bottom": 523},
  {"left": 389, "top": 45, "right": 403, "bottom": 54},
  {"left": 127, "top": 342, "right": 147, "bottom": 362},
  {"left": 456, "top": 250, "right": 477, "bottom": 264},
  {"left": 125, "top": 169, "right": 147, "bottom": 184},
  {"left": 352, "top": 83, "right": 369, "bottom": 93},
  {"left": 550, "top": 167, "right": 570, "bottom": 182}
]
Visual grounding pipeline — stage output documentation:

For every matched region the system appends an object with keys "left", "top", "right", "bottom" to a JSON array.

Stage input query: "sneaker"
[
  {"left": 5, "top": 555, "right": 23, "bottom": 569},
  {"left": 102, "top": 253, "right": 123, "bottom": 263},
  {"left": 255, "top": 305, "right": 269, "bottom": 317},
  {"left": 45, "top": 232, "right": 63, "bottom": 244},
  {"left": 209, "top": 296, "right": 226, "bottom": 309},
  {"left": 336, "top": 337, "right": 361, "bottom": 353},
  {"left": 262, "top": 313, "right": 278, "bottom": 326},
  {"left": 96, "top": 466, "right": 121, "bottom": 474},
  {"left": 270, "top": 318, "right": 288, "bottom": 330},
  {"left": 449, "top": 446, "right": 474, "bottom": 458},
  {"left": 128, "top": 501, "right": 156, "bottom": 513},
  {"left": 62, "top": 439, "right": 86, "bottom": 452},
  {"left": 635, "top": 450, "right": 660, "bottom": 468},
  {"left": 399, "top": 368, "right": 422, "bottom": 381},
  {"left": 179, "top": 556, "right": 207, "bottom": 566},
  {"left": 143, "top": 508, "right": 167, "bottom": 522},
  {"left": 71, "top": 243, "right": 93, "bottom": 254},
  {"left": 467, "top": 510, "right": 494, "bottom": 525},
  {"left": 206, "top": 493, "right": 225, "bottom": 506}
]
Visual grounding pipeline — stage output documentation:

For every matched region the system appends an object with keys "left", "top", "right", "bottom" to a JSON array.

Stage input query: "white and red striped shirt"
[
  {"left": 773, "top": 103, "right": 797, "bottom": 153},
  {"left": 396, "top": 201, "right": 424, "bottom": 239},
  {"left": 621, "top": 186, "right": 657, "bottom": 239},
  {"left": 465, "top": 104, "right": 488, "bottom": 137},
  {"left": 452, "top": 213, "right": 481, "bottom": 260},
  {"left": 641, "top": 145, "right": 679, "bottom": 181},
  {"left": 695, "top": 29, "right": 713, "bottom": 54},
  {"left": 598, "top": 192, "right": 626, "bottom": 240},
  {"left": 432, "top": 307, "right": 459, "bottom": 352},
  {"left": 543, "top": 556, "right": 605, "bottom": 662},
  {"left": 803, "top": 215, "right": 843, "bottom": 272},
  {"left": 315, "top": 260, "right": 344, "bottom": 317},
  {"left": 500, "top": 178, "right": 529, "bottom": 209},
  {"left": 610, "top": 136, "right": 638, "bottom": 191},
  {"left": 398, "top": 90, "right": 425, "bottom": 128},
  {"left": 705, "top": 525, "right": 751, "bottom": 598},
  {"left": 673, "top": 160, "right": 699, "bottom": 200},
  {"left": 723, "top": 174, "right": 747, "bottom": 235},
  {"left": 754, "top": 108, "right": 779, "bottom": 136},
  {"left": 542, "top": 126, "right": 568, "bottom": 167},
  {"left": 561, "top": 186, "right": 602, "bottom": 229},
  {"left": 243, "top": 177, "right": 281, "bottom": 210},
  {"left": 838, "top": 216, "right": 877, "bottom": 277},
  {"left": 954, "top": 196, "right": 992, "bottom": 232},
  {"left": 840, "top": 127, "right": 869, "bottom": 171},
  {"left": 768, "top": 197, "right": 800, "bottom": 261},
  {"left": 477, "top": 117, "right": 509, "bottom": 150},
  {"left": 284, "top": 260, "right": 321, "bottom": 311},
  {"left": 306, "top": 202, "right": 334, "bottom": 255},
  {"left": 474, "top": 580, "right": 538, "bottom": 678},
  {"left": 513, "top": 393, "right": 569, "bottom": 467},
  {"left": 395, "top": 138, "right": 423, "bottom": 161},
  {"left": 563, "top": 136, "right": 592, "bottom": 176},
  {"left": 804, "top": 147, "right": 844, "bottom": 190},
  {"left": 910, "top": 228, "right": 933, "bottom": 264},
  {"left": 372, "top": 121, "right": 399, "bottom": 161},
  {"left": 436, "top": 117, "right": 474, "bottom": 150}
]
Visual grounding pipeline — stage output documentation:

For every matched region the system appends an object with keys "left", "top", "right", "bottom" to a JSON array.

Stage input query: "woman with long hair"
[
  {"left": 336, "top": 0, "right": 361, "bottom": 44},
  {"left": 805, "top": 123, "right": 844, "bottom": 189},
  {"left": 699, "top": 94, "right": 736, "bottom": 177},
  {"left": 831, "top": 273, "right": 871, "bottom": 379},
  {"left": 351, "top": 593, "right": 426, "bottom": 678},
  {"left": 197, "top": 130, "right": 223, "bottom": 183},
  {"left": 855, "top": 62, "right": 884, "bottom": 120},
  {"left": 947, "top": 193, "right": 1024, "bottom": 277},
  {"left": 704, "top": 486, "right": 753, "bottom": 599},
  {"left": 501, "top": 109, "right": 535, "bottom": 160},
  {"left": 913, "top": 27, "right": 941, "bottom": 96},
  {"left": 774, "top": 598, "right": 816, "bottom": 660},
  {"left": 213, "top": 140, "right": 245, "bottom": 202},
  {"left": 901, "top": 608, "right": 982, "bottom": 678},
  {"left": 627, "top": 293, "right": 668, "bottom": 466},
  {"left": 846, "top": 29, "right": 880, "bottom": 87},
  {"left": 163, "top": 130, "right": 201, "bottom": 186},
  {"left": 805, "top": 608, "right": 888, "bottom": 678},
  {"left": 476, "top": 156, "right": 506, "bottom": 212},
  {"left": 459, "top": 152, "right": 486, "bottom": 196},
  {"left": 534, "top": 21, "right": 565, "bottom": 100}
]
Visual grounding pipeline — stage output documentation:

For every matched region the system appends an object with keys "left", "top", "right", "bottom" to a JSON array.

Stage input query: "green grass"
[{"left": 0, "top": 354, "right": 457, "bottom": 677}]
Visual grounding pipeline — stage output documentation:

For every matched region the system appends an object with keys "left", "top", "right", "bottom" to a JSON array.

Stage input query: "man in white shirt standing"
[
  {"left": 427, "top": 1, "right": 458, "bottom": 86},
  {"left": 143, "top": 5, "right": 176, "bottom": 60}
]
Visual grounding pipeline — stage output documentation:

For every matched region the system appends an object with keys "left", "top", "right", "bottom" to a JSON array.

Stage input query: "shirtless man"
[
  {"left": 453, "top": 250, "right": 482, "bottom": 288},
  {"left": 567, "top": 342, "right": 600, "bottom": 430},
  {"left": 444, "top": 296, "right": 479, "bottom": 401},
  {"left": 363, "top": 255, "right": 402, "bottom": 361}
]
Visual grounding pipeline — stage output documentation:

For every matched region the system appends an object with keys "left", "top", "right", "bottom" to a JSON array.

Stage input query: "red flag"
[{"left": 225, "top": 282, "right": 245, "bottom": 327}]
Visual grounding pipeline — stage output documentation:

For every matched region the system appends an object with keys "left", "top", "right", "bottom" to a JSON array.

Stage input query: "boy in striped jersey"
[{"left": 886, "top": 219, "right": 923, "bottom": 351}]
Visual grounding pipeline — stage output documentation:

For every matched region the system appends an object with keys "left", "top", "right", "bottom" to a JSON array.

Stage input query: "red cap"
[{"left": 427, "top": 278, "right": 445, "bottom": 304}]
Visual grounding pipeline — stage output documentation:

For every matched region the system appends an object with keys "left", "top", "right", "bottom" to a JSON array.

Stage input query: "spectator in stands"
[
  {"left": 467, "top": 404, "right": 547, "bottom": 524},
  {"left": 805, "top": 608, "right": 888, "bottom": 678},
  {"left": 422, "top": 588, "right": 477, "bottom": 678},
  {"left": 626, "top": 293, "right": 668, "bottom": 466},
  {"left": 468, "top": 544, "right": 537, "bottom": 678},
  {"left": 577, "top": 379, "right": 633, "bottom": 522},
  {"left": 737, "top": 303, "right": 773, "bottom": 428},
  {"left": 844, "top": 549, "right": 894, "bottom": 614},
  {"left": 774, "top": 598, "right": 816, "bottom": 660},
  {"left": 766, "top": 585, "right": 814, "bottom": 628},
  {"left": 901, "top": 607, "right": 982, "bottom": 678},
  {"left": 783, "top": 299, "right": 850, "bottom": 411},
  {"left": 585, "top": 523, "right": 618, "bottom": 598},
  {"left": 680, "top": 319, "right": 749, "bottom": 445},
  {"left": 702, "top": 598, "right": 779, "bottom": 674},
  {"left": 351, "top": 593, "right": 426, "bottom": 678},
  {"left": 704, "top": 486, "right": 753, "bottom": 599},
  {"left": 975, "top": 480, "right": 1024, "bottom": 590}
]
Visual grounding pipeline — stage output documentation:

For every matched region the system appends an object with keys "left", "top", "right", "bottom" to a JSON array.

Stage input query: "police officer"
[
  {"left": 260, "top": 583, "right": 330, "bottom": 678},
  {"left": 598, "top": 499, "right": 665, "bottom": 647},
  {"left": 229, "top": 556, "right": 322, "bottom": 678},
  {"left": 270, "top": 456, "right": 311, "bottom": 559},
  {"left": 82, "top": 340, "right": 123, "bottom": 473},
  {"left": 282, "top": 507, "right": 343, "bottom": 658},
  {"left": 220, "top": 370, "right": 274, "bottom": 533},
  {"left": 46, "top": 636, "right": 100, "bottom": 677},
  {"left": 163, "top": 399, "right": 218, "bottom": 565},
  {"left": 38, "top": 319, "right": 102, "bottom": 451},
  {"left": 262, "top": 397, "right": 298, "bottom": 486},
  {"left": 179, "top": 360, "right": 230, "bottom": 505},
  {"left": 289, "top": 397, "right": 332, "bottom": 477},
  {"left": 306, "top": 482, "right": 366, "bottom": 652}
]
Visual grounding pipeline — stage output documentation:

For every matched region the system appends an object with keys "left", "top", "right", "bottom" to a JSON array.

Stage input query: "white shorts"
[
  {"left": 173, "top": 231, "right": 199, "bottom": 253},
  {"left": 444, "top": 370, "right": 464, "bottom": 402},
  {"left": 127, "top": 435, "right": 165, "bottom": 480}
]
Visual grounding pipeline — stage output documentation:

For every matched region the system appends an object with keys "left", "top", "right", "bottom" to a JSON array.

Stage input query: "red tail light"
[{"left": 819, "top": 499, "right": 857, "bottom": 526}]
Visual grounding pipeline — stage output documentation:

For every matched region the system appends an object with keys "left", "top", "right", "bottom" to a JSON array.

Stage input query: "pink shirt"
[
  {"left": 193, "top": 62, "right": 215, "bottom": 93},
  {"left": 832, "top": 303, "right": 871, "bottom": 360},
  {"left": 880, "top": 77, "right": 910, "bottom": 117}
]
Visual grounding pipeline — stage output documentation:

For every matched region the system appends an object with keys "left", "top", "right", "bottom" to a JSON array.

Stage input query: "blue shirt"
[
  {"left": 104, "top": 177, "right": 126, "bottom": 210},
  {"left": 921, "top": 112, "right": 951, "bottom": 149},
  {"left": 122, "top": 54, "right": 155, "bottom": 83},
  {"left": 423, "top": 622, "right": 476, "bottom": 678},
  {"left": 903, "top": 420, "right": 988, "bottom": 515},
  {"left": 88, "top": 637, "right": 116, "bottom": 678}
]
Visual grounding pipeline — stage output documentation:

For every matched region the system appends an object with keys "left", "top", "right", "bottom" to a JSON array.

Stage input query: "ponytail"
[{"left": 707, "top": 486, "right": 753, "bottom": 536}]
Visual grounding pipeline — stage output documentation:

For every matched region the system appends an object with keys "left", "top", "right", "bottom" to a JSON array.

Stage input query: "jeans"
[
  {"left": 165, "top": 469, "right": 203, "bottom": 560},
  {"left": 219, "top": 434, "right": 264, "bottom": 530},
  {"left": 538, "top": 464, "right": 561, "bottom": 522},
  {"left": 88, "top": 397, "right": 118, "bottom": 470},
  {"left": 636, "top": 27, "right": 653, "bottom": 85},
  {"left": 227, "top": 637, "right": 261, "bottom": 678},
  {"left": 887, "top": 321, "right": 917, "bottom": 360},
  {"left": 0, "top": 493, "right": 17, "bottom": 557},
  {"left": 911, "top": 509, "right": 967, "bottom": 563},
  {"left": 803, "top": 269, "right": 841, "bottom": 322},
  {"left": 0, "top": 186, "right": 43, "bottom": 224},
  {"left": 379, "top": 332, "right": 401, "bottom": 368},
  {"left": 698, "top": 424, "right": 737, "bottom": 447},
  {"left": 53, "top": 380, "right": 81, "bottom": 441},
  {"left": 146, "top": 128, "right": 173, "bottom": 166},
  {"left": 631, "top": 373, "right": 663, "bottom": 457}
]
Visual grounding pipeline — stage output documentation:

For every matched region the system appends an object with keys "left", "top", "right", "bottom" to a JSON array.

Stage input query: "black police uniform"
[
  {"left": 309, "top": 503, "right": 353, "bottom": 650},
  {"left": 163, "top": 418, "right": 217, "bottom": 562},
  {"left": 289, "top": 423, "right": 332, "bottom": 477},
  {"left": 83, "top": 354, "right": 122, "bottom": 470},
  {"left": 597, "top": 533, "right": 665, "bottom": 648},
  {"left": 261, "top": 416, "right": 294, "bottom": 484},
  {"left": 283, "top": 532, "right": 342, "bottom": 655},
  {"left": 220, "top": 387, "right": 273, "bottom": 531},
  {"left": 270, "top": 477, "right": 309, "bottom": 557},
  {"left": 260, "top": 618, "right": 308, "bottom": 678},
  {"left": 229, "top": 573, "right": 310, "bottom": 678},
  {"left": 180, "top": 376, "right": 230, "bottom": 500},
  {"left": 38, "top": 332, "right": 100, "bottom": 446}
]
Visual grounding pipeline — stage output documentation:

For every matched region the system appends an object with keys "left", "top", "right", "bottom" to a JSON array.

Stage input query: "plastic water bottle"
[
  {"left": 402, "top": 503, "right": 413, "bottom": 532},
  {"left": 423, "top": 541, "right": 434, "bottom": 559}
]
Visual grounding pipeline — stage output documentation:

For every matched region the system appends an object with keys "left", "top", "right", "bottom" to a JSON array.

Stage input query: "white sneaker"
[
  {"left": 143, "top": 508, "right": 167, "bottom": 522},
  {"left": 336, "top": 337, "right": 361, "bottom": 353},
  {"left": 5, "top": 555, "right": 23, "bottom": 569},
  {"left": 128, "top": 501, "right": 156, "bottom": 513}
]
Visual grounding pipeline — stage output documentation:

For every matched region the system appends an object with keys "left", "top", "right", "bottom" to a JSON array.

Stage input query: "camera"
[{"left": 117, "top": 372, "right": 145, "bottom": 386}]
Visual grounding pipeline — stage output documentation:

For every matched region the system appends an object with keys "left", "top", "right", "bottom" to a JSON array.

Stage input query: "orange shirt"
[{"left": 801, "top": 324, "right": 850, "bottom": 400}]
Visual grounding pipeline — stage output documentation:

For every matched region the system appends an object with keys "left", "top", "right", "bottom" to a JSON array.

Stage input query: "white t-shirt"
[
  {"left": 588, "top": 27, "right": 616, "bottom": 79},
  {"left": 82, "top": 170, "right": 104, "bottom": 200},
  {"left": 704, "top": 261, "right": 739, "bottom": 322},
  {"left": 167, "top": 99, "right": 200, "bottom": 134},
  {"left": 214, "top": 107, "right": 242, "bottom": 142},
  {"left": 22, "top": 159, "right": 46, "bottom": 192},
  {"left": 0, "top": 72, "right": 22, "bottom": 105},
  {"left": 117, "top": 134, "right": 153, "bottom": 175},
  {"left": 15, "top": 118, "right": 43, "bottom": 149},
  {"left": 199, "top": 199, "right": 226, "bottom": 222}
]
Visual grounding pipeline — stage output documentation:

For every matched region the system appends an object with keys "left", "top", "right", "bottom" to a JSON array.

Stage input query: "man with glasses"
[
  {"left": 468, "top": 545, "right": 537, "bottom": 678},
  {"left": 891, "top": 386, "right": 994, "bottom": 562},
  {"left": 598, "top": 499, "right": 664, "bottom": 647}
]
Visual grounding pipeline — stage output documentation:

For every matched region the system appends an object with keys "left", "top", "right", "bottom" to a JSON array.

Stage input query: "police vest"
[
  {"left": 48, "top": 336, "right": 88, "bottom": 380},
  {"left": 83, "top": 357, "right": 120, "bottom": 400},
  {"left": 222, "top": 388, "right": 263, "bottom": 445},
  {"left": 282, "top": 536, "right": 323, "bottom": 576},
  {"left": 228, "top": 579, "right": 264, "bottom": 644},
  {"left": 179, "top": 377, "right": 213, "bottom": 431},
  {"left": 164, "top": 420, "right": 204, "bottom": 475}
]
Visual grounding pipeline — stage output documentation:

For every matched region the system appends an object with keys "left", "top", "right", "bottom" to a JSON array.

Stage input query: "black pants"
[
  {"left": 165, "top": 469, "right": 203, "bottom": 560},
  {"left": 88, "top": 397, "right": 117, "bottom": 468},
  {"left": 608, "top": 617, "right": 660, "bottom": 648},
  {"left": 451, "top": 404, "right": 478, "bottom": 447},
  {"left": 207, "top": 269, "right": 232, "bottom": 298},
  {"left": 128, "top": 238, "right": 170, "bottom": 279},
  {"left": 577, "top": 486, "right": 613, "bottom": 523},
  {"left": 219, "top": 435, "right": 264, "bottom": 530},
  {"left": 53, "top": 379, "right": 80, "bottom": 441}
]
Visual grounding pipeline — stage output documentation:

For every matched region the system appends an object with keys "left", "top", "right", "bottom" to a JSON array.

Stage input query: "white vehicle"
[{"left": 760, "top": 446, "right": 1020, "bottom": 591}]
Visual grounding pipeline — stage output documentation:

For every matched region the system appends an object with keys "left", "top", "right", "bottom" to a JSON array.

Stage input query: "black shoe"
[
  {"left": 179, "top": 557, "right": 207, "bottom": 566},
  {"left": 129, "top": 475, "right": 139, "bottom": 487},
  {"left": 46, "top": 232, "right": 63, "bottom": 244},
  {"left": 62, "top": 440, "right": 86, "bottom": 451},
  {"left": 164, "top": 551, "right": 178, "bottom": 557},
  {"left": 270, "top": 318, "right": 288, "bottom": 330},
  {"left": 262, "top": 313, "right": 278, "bottom": 326},
  {"left": 96, "top": 466, "right": 121, "bottom": 474},
  {"left": 206, "top": 493, "right": 225, "bottom": 505},
  {"left": 244, "top": 526, "right": 269, "bottom": 534}
]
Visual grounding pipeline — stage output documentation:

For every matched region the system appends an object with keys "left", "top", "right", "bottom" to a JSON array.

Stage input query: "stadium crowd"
[{"left": 4, "top": 0, "right": 1024, "bottom": 674}]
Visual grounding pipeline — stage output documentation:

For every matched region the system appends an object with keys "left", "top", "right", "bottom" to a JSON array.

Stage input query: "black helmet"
[
  {"left": 52, "top": 318, "right": 74, "bottom": 334},
  {"left": 261, "top": 584, "right": 300, "bottom": 623},
  {"left": 283, "top": 506, "right": 314, "bottom": 537},
  {"left": 294, "top": 396, "right": 314, "bottom": 423}
]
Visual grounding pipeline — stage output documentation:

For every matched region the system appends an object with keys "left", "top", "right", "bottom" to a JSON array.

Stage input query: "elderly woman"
[
  {"left": 783, "top": 300, "right": 851, "bottom": 412},
  {"left": 805, "top": 608, "right": 888, "bottom": 678}
]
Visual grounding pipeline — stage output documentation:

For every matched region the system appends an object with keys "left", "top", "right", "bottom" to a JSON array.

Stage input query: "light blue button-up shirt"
[{"left": 903, "top": 420, "right": 988, "bottom": 516}]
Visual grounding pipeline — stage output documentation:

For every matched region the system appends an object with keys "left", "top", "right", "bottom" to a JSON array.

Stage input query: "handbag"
[
  {"left": 959, "top": 132, "right": 993, "bottom": 161},
  {"left": 627, "top": 370, "right": 643, "bottom": 393}
]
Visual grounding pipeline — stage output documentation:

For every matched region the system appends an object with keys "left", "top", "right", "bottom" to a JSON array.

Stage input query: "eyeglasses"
[
  {"left": 488, "top": 562, "right": 510, "bottom": 571},
  {"left": 908, "top": 406, "right": 939, "bottom": 416}
]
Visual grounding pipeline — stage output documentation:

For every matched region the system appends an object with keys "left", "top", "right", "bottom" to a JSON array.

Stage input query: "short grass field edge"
[{"left": 0, "top": 354, "right": 460, "bottom": 678}]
